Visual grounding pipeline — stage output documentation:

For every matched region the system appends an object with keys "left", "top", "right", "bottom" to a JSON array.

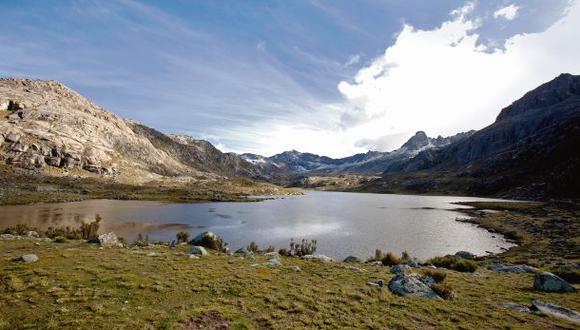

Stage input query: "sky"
[{"left": 1, "top": 0, "right": 579, "bottom": 157}]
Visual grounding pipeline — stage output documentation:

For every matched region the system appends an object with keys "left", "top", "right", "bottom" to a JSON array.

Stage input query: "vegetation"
[
  {"left": 431, "top": 283, "right": 454, "bottom": 300},
  {"left": 176, "top": 231, "right": 189, "bottom": 244},
  {"left": 288, "top": 239, "right": 317, "bottom": 257},
  {"left": 427, "top": 255, "right": 478, "bottom": 273},
  {"left": 422, "top": 269, "right": 447, "bottom": 283},
  {"left": 247, "top": 241, "right": 259, "bottom": 253}
]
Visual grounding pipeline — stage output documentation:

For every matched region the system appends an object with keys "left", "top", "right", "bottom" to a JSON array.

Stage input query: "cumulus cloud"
[
  {"left": 327, "top": 1, "right": 580, "bottom": 155},
  {"left": 494, "top": 4, "right": 519, "bottom": 20}
]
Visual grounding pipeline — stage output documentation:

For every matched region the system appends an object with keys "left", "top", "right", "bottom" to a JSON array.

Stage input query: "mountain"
[
  {"left": 370, "top": 73, "right": 580, "bottom": 199},
  {"left": 241, "top": 130, "right": 473, "bottom": 175},
  {"left": 0, "top": 78, "right": 260, "bottom": 183}
]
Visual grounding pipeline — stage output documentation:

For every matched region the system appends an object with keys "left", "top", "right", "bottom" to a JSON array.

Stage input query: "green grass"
[{"left": 0, "top": 239, "right": 579, "bottom": 329}]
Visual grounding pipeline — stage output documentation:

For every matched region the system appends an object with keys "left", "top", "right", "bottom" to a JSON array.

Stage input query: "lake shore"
[{"left": 0, "top": 201, "right": 578, "bottom": 328}]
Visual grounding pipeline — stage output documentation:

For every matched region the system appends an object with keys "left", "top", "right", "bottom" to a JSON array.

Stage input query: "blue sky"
[{"left": 1, "top": 0, "right": 578, "bottom": 157}]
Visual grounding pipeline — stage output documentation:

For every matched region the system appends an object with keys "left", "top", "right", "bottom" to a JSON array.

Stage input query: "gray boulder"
[
  {"left": 488, "top": 263, "right": 537, "bottom": 273},
  {"left": 190, "top": 246, "right": 209, "bottom": 256},
  {"left": 302, "top": 254, "right": 334, "bottom": 263},
  {"left": 534, "top": 272, "right": 576, "bottom": 293},
  {"left": 98, "top": 232, "right": 123, "bottom": 248},
  {"left": 497, "top": 302, "right": 531, "bottom": 313},
  {"left": 455, "top": 251, "right": 476, "bottom": 259},
  {"left": 289, "top": 265, "right": 301, "bottom": 272},
  {"left": 391, "top": 264, "right": 411, "bottom": 274},
  {"left": 388, "top": 274, "right": 442, "bottom": 300},
  {"left": 189, "top": 231, "right": 224, "bottom": 250},
  {"left": 21, "top": 254, "right": 39, "bottom": 263},
  {"left": 531, "top": 300, "right": 580, "bottom": 324},
  {"left": 343, "top": 256, "right": 361, "bottom": 263}
]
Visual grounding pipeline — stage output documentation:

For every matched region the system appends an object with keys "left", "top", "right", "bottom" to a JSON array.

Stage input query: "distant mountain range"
[{"left": 1, "top": 74, "right": 579, "bottom": 199}]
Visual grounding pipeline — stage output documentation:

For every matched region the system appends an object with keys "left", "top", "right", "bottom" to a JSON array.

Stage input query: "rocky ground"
[{"left": 0, "top": 202, "right": 578, "bottom": 329}]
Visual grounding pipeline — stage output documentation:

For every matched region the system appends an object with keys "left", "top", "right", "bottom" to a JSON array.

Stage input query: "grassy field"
[{"left": 0, "top": 239, "right": 579, "bottom": 330}]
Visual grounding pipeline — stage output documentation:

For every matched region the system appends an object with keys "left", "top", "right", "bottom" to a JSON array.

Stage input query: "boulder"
[
  {"left": 488, "top": 263, "right": 537, "bottom": 273},
  {"left": 98, "top": 232, "right": 123, "bottom": 248},
  {"left": 497, "top": 302, "right": 530, "bottom": 313},
  {"left": 534, "top": 272, "right": 576, "bottom": 293},
  {"left": 21, "top": 254, "right": 38, "bottom": 263},
  {"left": 388, "top": 274, "right": 442, "bottom": 300},
  {"left": 25, "top": 231, "right": 39, "bottom": 238},
  {"left": 455, "top": 251, "right": 476, "bottom": 259},
  {"left": 289, "top": 265, "right": 301, "bottom": 272},
  {"left": 190, "top": 246, "right": 209, "bottom": 256},
  {"left": 189, "top": 231, "right": 224, "bottom": 251},
  {"left": 0, "top": 234, "right": 16, "bottom": 240},
  {"left": 531, "top": 300, "right": 580, "bottom": 324},
  {"left": 343, "top": 256, "right": 361, "bottom": 263},
  {"left": 391, "top": 264, "right": 411, "bottom": 274}
]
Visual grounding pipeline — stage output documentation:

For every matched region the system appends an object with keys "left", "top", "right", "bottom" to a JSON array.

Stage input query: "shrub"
[
  {"left": 431, "top": 283, "right": 454, "bottom": 300},
  {"left": 553, "top": 269, "right": 580, "bottom": 284},
  {"left": 80, "top": 215, "right": 101, "bottom": 242},
  {"left": 176, "top": 231, "right": 190, "bottom": 244},
  {"left": 134, "top": 233, "right": 149, "bottom": 247},
  {"left": 369, "top": 249, "right": 383, "bottom": 262},
  {"left": 54, "top": 236, "right": 68, "bottom": 243},
  {"left": 264, "top": 245, "right": 275, "bottom": 253},
  {"left": 381, "top": 252, "right": 401, "bottom": 266},
  {"left": 427, "top": 255, "right": 478, "bottom": 273},
  {"left": 401, "top": 251, "right": 411, "bottom": 262},
  {"left": 278, "top": 248, "right": 290, "bottom": 256},
  {"left": 247, "top": 241, "right": 259, "bottom": 253},
  {"left": 422, "top": 269, "right": 447, "bottom": 283},
  {"left": 289, "top": 238, "right": 317, "bottom": 257}
]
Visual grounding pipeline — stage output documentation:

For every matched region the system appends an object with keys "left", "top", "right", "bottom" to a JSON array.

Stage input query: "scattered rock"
[
  {"left": 488, "top": 263, "right": 537, "bottom": 273},
  {"left": 531, "top": 300, "right": 580, "bottom": 324},
  {"left": 367, "top": 279, "right": 385, "bottom": 287},
  {"left": 189, "top": 231, "right": 224, "bottom": 250},
  {"left": 497, "top": 302, "right": 530, "bottom": 313},
  {"left": 25, "top": 231, "right": 39, "bottom": 238},
  {"left": 302, "top": 254, "right": 334, "bottom": 263},
  {"left": 404, "top": 258, "right": 422, "bottom": 267},
  {"left": 289, "top": 265, "right": 301, "bottom": 272},
  {"left": 98, "top": 232, "right": 123, "bottom": 248},
  {"left": 534, "top": 272, "right": 577, "bottom": 293},
  {"left": 190, "top": 246, "right": 209, "bottom": 256},
  {"left": 391, "top": 264, "right": 411, "bottom": 274},
  {"left": 21, "top": 254, "right": 39, "bottom": 263},
  {"left": 455, "top": 251, "right": 476, "bottom": 259},
  {"left": 189, "top": 254, "right": 200, "bottom": 260},
  {"left": 0, "top": 234, "right": 16, "bottom": 240},
  {"left": 388, "top": 274, "right": 442, "bottom": 300},
  {"left": 343, "top": 255, "right": 361, "bottom": 263}
]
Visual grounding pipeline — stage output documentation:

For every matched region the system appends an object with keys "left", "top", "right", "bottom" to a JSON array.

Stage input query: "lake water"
[{"left": 0, "top": 191, "right": 515, "bottom": 260}]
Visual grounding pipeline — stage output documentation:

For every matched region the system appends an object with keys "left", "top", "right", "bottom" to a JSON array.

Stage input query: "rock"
[
  {"left": 497, "top": 302, "right": 531, "bottom": 313},
  {"left": 343, "top": 255, "right": 361, "bottom": 263},
  {"left": 367, "top": 279, "right": 385, "bottom": 287},
  {"left": 146, "top": 252, "right": 160, "bottom": 257},
  {"left": 488, "top": 263, "right": 537, "bottom": 273},
  {"left": 391, "top": 264, "right": 411, "bottom": 274},
  {"left": 98, "top": 232, "right": 123, "bottom": 248},
  {"left": 264, "top": 251, "right": 280, "bottom": 258},
  {"left": 302, "top": 254, "right": 334, "bottom": 263},
  {"left": 289, "top": 265, "right": 301, "bottom": 272},
  {"left": 26, "top": 231, "right": 39, "bottom": 238},
  {"left": 534, "top": 272, "right": 576, "bottom": 293},
  {"left": 455, "top": 251, "right": 476, "bottom": 259},
  {"left": 189, "top": 231, "right": 224, "bottom": 250},
  {"left": 419, "top": 276, "right": 436, "bottom": 287},
  {"left": 190, "top": 246, "right": 209, "bottom": 256},
  {"left": 348, "top": 266, "right": 365, "bottom": 272},
  {"left": 368, "top": 261, "right": 383, "bottom": 266},
  {"left": 189, "top": 254, "right": 200, "bottom": 259},
  {"left": 404, "top": 258, "right": 421, "bottom": 267},
  {"left": 21, "top": 254, "right": 39, "bottom": 263},
  {"left": 531, "top": 300, "right": 580, "bottom": 324},
  {"left": 388, "top": 274, "right": 442, "bottom": 300},
  {"left": 265, "top": 257, "right": 281, "bottom": 267},
  {"left": 0, "top": 234, "right": 16, "bottom": 240}
]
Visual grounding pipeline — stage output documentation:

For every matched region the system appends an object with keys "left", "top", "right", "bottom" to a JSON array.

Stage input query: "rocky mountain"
[
  {"left": 0, "top": 78, "right": 260, "bottom": 183},
  {"left": 241, "top": 131, "right": 473, "bottom": 175},
  {"left": 371, "top": 73, "right": 580, "bottom": 199}
]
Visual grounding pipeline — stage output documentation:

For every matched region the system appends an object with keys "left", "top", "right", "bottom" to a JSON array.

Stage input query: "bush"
[
  {"left": 368, "top": 249, "right": 384, "bottom": 262},
  {"left": 54, "top": 236, "right": 68, "bottom": 243},
  {"left": 427, "top": 255, "right": 478, "bottom": 273},
  {"left": 247, "top": 241, "right": 260, "bottom": 253},
  {"left": 422, "top": 269, "right": 447, "bottom": 283},
  {"left": 289, "top": 238, "right": 317, "bottom": 257},
  {"left": 176, "top": 231, "right": 190, "bottom": 244},
  {"left": 401, "top": 251, "right": 411, "bottom": 262},
  {"left": 278, "top": 248, "right": 290, "bottom": 256},
  {"left": 264, "top": 245, "right": 275, "bottom": 253},
  {"left": 381, "top": 252, "right": 401, "bottom": 266},
  {"left": 553, "top": 269, "right": 580, "bottom": 284},
  {"left": 431, "top": 283, "right": 454, "bottom": 300},
  {"left": 134, "top": 233, "right": 149, "bottom": 247},
  {"left": 80, "top": 215, "right": 101, "bottom": 242}
]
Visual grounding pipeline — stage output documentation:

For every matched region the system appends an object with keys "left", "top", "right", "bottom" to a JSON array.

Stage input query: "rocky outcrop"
[
  {"left": 533, "top": 272, "right": 577, "bottom": 292},
  {"left": 531, "top": 300, "right": 580, "bottom": 324},
  {"left": 388, "top": 273, "right": 442, "bottom": 300}
]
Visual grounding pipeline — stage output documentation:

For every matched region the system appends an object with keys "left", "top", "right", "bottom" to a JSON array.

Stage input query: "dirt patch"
[{"left": 180, "top": 311, "right": 232, "bottom": 330}]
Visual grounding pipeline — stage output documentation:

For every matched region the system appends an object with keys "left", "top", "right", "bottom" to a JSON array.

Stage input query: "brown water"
[{"left": 0, "top": 191, "right": 515, "bottom": 259}]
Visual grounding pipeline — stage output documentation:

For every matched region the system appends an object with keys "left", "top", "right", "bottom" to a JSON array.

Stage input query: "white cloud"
[
  {"left": 345, "top": 54, "right": 361, "bottom": 67},
  {"left": 494, "top": 4, "right": 519, "bottom": 20}
]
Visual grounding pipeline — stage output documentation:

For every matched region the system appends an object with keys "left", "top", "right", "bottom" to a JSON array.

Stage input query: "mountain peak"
[
  {"left": 401, "top": 131, "right": 430, "bottom": 151},
  {"left": 496, "top": 73, "right": 580, "bottom": 121}
]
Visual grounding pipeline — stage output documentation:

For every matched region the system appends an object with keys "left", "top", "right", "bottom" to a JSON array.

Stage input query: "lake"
[{"left": 0, "top": 191, "right": 515, "bottom": 260}]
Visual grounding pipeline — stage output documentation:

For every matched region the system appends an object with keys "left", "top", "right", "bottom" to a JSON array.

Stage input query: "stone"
[
  {"left": 21, "top": 254, "right": 39, "bottom": 263},
  {"left": 531, "top": 300, "right": 580, "bottom": 324},
  {"left": 404, "top": 258, "right": 421, "bottom": 267},
  {"left": 347, "top": 266, "right": 365, "bottom": 272},
  {"left": 289, "top": 265, "right": 301, "bottom": 272},
  {"left": 189, "top": 254, "right": 200, "bottom": 259},
  {"left": 388, "top": 274, "right": 442, "bottom": 300},
  {"left": 146, "top": 252, "right": 160, "bottom": 257},
  {"left": 189, "top": 231, "right": 224, "bottom": 250},
  {"left": 343, "top": 255, "right": 361, "bottom": 263},
  {"left": 0, "top": 234, "right": 16, "bottom": 240},
  {"left": 190, "top": 246, "right": 209, "bottom": 256},
  {"left": 367, "top": 279, "right": 385, "bottom": 287},
  {"left": 455, "top": 251, "right": 476, "bottom": 259},
  {"left": 98, "top": 232, "right": 123, "bottom": 248},
  {"left": 488, "top": 263, "right": 537, "bottom": 273},
  {"left": 391, "top": 264, "right": 411, "bottom": 274},
  {"left": 301, "top": 254, "right": 334, "bottom": 263},
  {"left": 534, "top": 272, "right": 576, "bottom": 293},
  {"left": 497, "top": 302, "right": 530, "bottom": 313},
  {"left": 25, "top": 231, "right": 39, "bottom": 238}
]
